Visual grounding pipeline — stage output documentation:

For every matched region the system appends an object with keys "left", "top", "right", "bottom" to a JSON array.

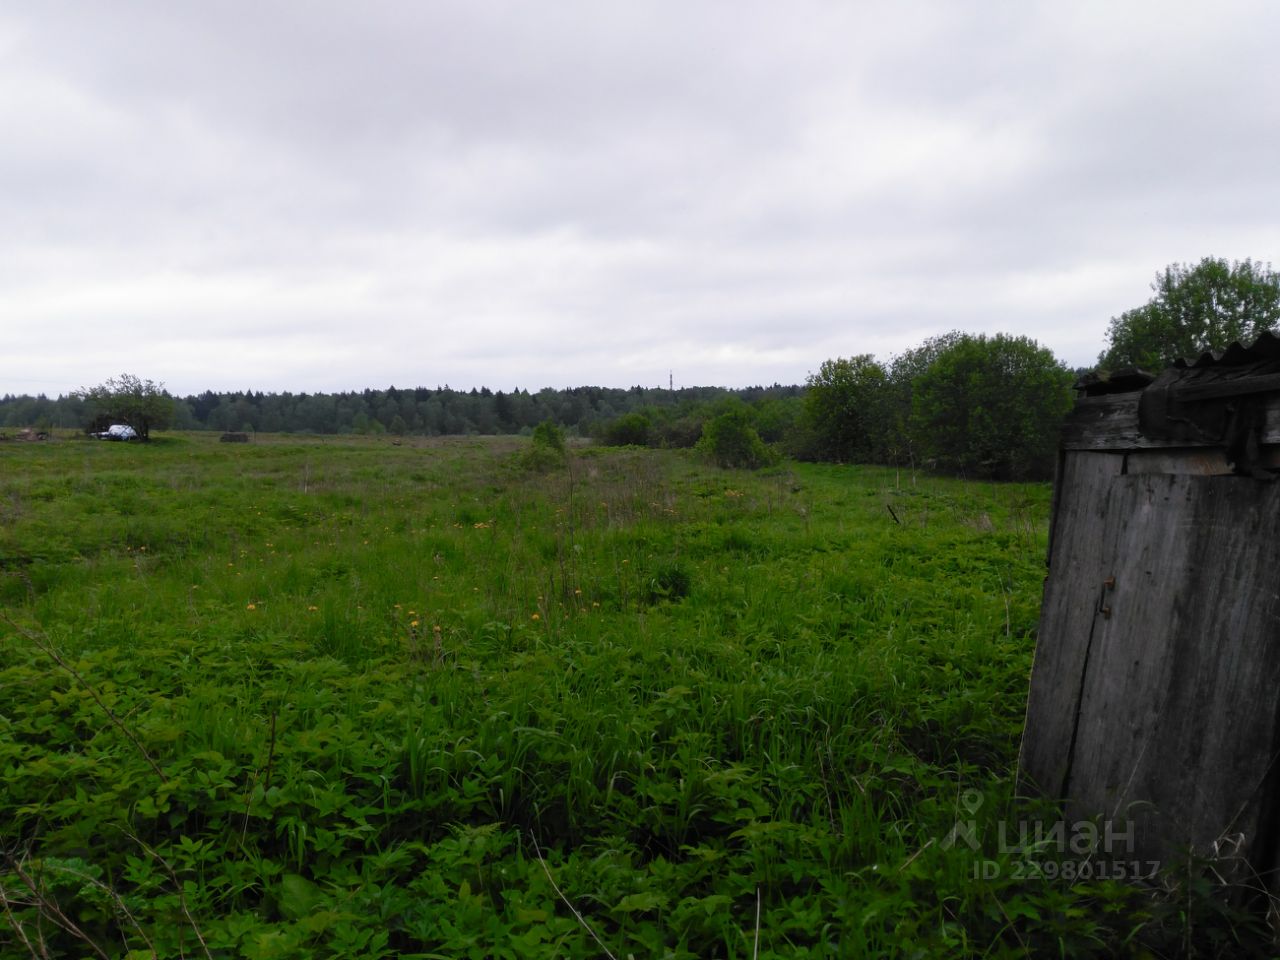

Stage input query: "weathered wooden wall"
[
  {"left": 1021, "top": 447, "right": 1280, "bottom": 877},
  {"left": 1060, "top": 391, "right": 1280, "bottom": 453}
]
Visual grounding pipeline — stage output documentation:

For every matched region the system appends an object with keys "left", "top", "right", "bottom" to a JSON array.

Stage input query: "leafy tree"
[
  {"left": 74, "top": 374, "right": 175, "bottom": 440},
  {"left": 881, "top": 332, "right": 967, "bottom": 467},
  {"left": 912, "top": 334, "right": 1073, "bottom": 480},
  {"left": 602, "top": 411, "right": 652, "bottom": 446},
  {"left": 696, "top": 408, "right": 777, "bottom": 469},
  {"left": 1100, "top": 257, "right": 1280, "bottom": 370},
  {"left": 531, "top": 419, "right": 566, "bottom": 454},
  {"left": 802, "top": 355, "right": 887, "bottom": 462},
  {"left": 519, "top": 419, "right": 568, "bottom": 472},
  {"left": 752, "top": 395, "right": 804, "bottom": 444}
]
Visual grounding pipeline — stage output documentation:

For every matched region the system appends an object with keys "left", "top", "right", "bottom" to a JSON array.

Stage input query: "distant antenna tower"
[{"left": 669, "top": 371, "right": 673, "bottom": 391}]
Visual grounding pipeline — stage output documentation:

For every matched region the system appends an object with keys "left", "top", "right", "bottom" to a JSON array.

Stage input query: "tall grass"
[{"left": 0, "top": 433, "right": 1268, "bottom": 958}]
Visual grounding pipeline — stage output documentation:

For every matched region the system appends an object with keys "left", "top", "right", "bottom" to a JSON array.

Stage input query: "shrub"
[
  {"left": 911, "top": 333, "right": 1073, "bottom": 480},
  {"left": 531, "top": 419, "right": 566, "bottom": 453},
  {"left": 696, "top": 409, "right": 777, "bottom": 469},
  {"left": 802, "top": 355, "right": 887, "bottom": 462},
  {"left": 519, "top": 419, "right": 568, "bottom": 471},
  {"left": 602, "top": 411, "right": 652, "bottom": 446}
]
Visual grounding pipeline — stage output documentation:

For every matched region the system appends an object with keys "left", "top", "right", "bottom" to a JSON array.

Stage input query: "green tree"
[
  {"left": 883, "top": 332, "right": 966, "bottom": 468},
  {"left": 531, "top": 418, "right": 566, "bottom": 454},
  {"left": 912, "top": 334, "right": 1073, "bottom": 480},
  {"left": 74, "top": 374, "right": 175, "bottom": 440},
  {"left": 752, "top": 395, "right": 804, "bottom": 444},
  {"left": 601, "top": 411, "right": 652, "bottom": 446},
  {"left": 696, "top": 407, "right": 776, "bottom": 469},
  {"left": 802, "top": 355, "right": 887, "bottom": 462},
  {"left": 1100, "top": 257, "right": 1280, "bottom": 370}
]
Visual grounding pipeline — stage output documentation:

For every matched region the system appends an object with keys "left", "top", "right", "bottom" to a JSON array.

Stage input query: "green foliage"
[
  {"left": 531, "top": 419, "right": 566, "bottom": 454},
  {"left": 0, "top": 436, "right": 1261, "bottom": 957},
  {"left": 696, "top": 407, "right": 778, "bottom": 469},
  {"left": 752, "top": 395, "right": 804, "bottom": 444},
  {"left": 601, "top": 410, "right": 653, "bottom": 446},
  {"left": 644, "top": 561, "right": 692, "bottom": 603},
  {"left": 2, "top": 383, "right": 809, "bottom": 439},
  {"left": 881, "top": 332, "right": 968, "bottom": 468},
  {"left": 801, "top": 355, "right": 887, "bottom": 462},
  {"left": 519, "top": 419, "right": 569, "bottom": 472},
  {"left": 911, "top": 334, "right": 1074, "bottom": 480},
  {"left": 74, "top": 373, "right": 176, "bottom": 439},
  {"left": 1100, "top": 257, "right": 1280, "bottom": 370}
]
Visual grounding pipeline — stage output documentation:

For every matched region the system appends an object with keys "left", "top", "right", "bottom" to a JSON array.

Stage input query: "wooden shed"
[{"left": 1020, "top": 331, "right": 1280, "bottom": 885}]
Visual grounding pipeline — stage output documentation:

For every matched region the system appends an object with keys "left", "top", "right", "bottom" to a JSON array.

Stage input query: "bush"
[
  {"left": 911, "top": 333, "right": 1073, "bottom": 480},
  {"left": 650, "top": 414, "right": 705, "bottom": 449},
  {"left": 802, "top": 355, "right": 887, "bottom": 462},
  {"left": 519, "top": 419, "right": 568, "bottom": 471},
  {"left": 601, "top": 411, "right": 652, "bottom": 446},
  {"left": 696, "top": 409, "right": 778, "bottom": 469},
  {"left": 531, "top": 419, "right": 566, "bottom": 453}
]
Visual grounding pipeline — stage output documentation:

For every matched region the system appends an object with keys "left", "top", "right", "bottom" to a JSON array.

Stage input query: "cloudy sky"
[{"left": 3, "top": 2, "right": 1277, "bottom": 397}]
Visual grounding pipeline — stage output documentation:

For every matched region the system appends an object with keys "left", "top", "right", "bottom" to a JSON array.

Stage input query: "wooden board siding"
[
  {"left": 1060, "top": 392, "right": 1280, "bottom": 452},
  {"left": 1020, "top": 451, "right": 1125, "bottom": 798},
  {"left": 1022, "top": 465, "right": 1280, "bottom": 872}
]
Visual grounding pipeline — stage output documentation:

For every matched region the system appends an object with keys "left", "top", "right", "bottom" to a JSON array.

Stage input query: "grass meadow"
[{"left": 0, "top": 434, "right": 1267, "bottom": 958}]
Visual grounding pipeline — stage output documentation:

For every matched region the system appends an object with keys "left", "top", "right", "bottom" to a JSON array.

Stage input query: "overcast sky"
[{"left": 3, "top": 2, "right": 1277, "bottom": 397}]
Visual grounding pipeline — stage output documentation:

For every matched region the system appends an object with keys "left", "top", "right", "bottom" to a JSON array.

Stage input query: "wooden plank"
[
  {"left": 1059, "top": 475, "right": 1280, "bottom": 871},
  {"left": 1060, "top": 392, "right": 1280, "bottom": 451},
  {"left": 1177, "top": 371, "right": 1280, "bottom": 401},
  {"left": 1124, "top": 447, "right": 1280, "bottom": 475},
  {"left": 1019, "top": 451, "right": 1126, "bottom": 797}
]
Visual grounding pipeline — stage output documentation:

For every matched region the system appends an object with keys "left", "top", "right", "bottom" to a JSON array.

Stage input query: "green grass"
[{"left": 0, "top": 434, "right": 1268, "bottom": 958}]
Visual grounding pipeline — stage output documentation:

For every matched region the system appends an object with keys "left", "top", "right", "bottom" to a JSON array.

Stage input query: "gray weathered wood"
[
  {"left": 1023, "top": 470, "right": 1280, "bottom": 872},
  {"left": 1019, "top": 451, "right": 1125, "bottom": 797},
  {"left": 1060, "top": 392, "right": 1280, "bottom": 451}
]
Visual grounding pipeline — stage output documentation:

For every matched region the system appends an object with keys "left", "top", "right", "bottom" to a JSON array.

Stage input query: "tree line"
[
  {"left": 5, "top": 257, "right": 1275, "bottom": 482},
  {"left": 0, "top": 380, "right": 801, "bottom": 440},
  {"left": 596, "top": 332, "right": 1075, "bottom": 480},
  {"left": 594, "top": 257, "right": 1280, "bottom": 480}
]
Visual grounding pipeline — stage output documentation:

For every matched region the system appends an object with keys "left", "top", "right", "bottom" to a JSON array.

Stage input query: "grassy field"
[{"left": 0, "top": 434, "right": 1266, "bottom": 958}]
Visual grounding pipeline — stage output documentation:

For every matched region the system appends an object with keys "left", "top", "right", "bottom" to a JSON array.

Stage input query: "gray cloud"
[{"left": 2, "top": 1, "right": 1278, "bottom": 396}]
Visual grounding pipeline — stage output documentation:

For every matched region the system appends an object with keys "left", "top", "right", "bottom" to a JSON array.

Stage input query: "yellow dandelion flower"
[
  {"left": 308, "top": 605, "right": 318, "bottom": 611},
  {"left": 531, "top": 613, "right": 541, "bottom": 621},
  {"left": 410, "top": 620, "right": 420, "bottom": 628},
  {"left": 246, "top": 603, "right": 257, "bottom": 611}
]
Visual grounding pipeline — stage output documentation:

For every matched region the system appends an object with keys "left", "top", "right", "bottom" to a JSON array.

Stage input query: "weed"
[{"left": 0, "top": 434, "right": 1263, "bottom": 957}]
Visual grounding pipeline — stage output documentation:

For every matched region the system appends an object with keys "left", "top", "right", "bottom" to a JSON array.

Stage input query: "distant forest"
[{"left": 0, "top": 383, "right": 802, "bottom": 437}]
